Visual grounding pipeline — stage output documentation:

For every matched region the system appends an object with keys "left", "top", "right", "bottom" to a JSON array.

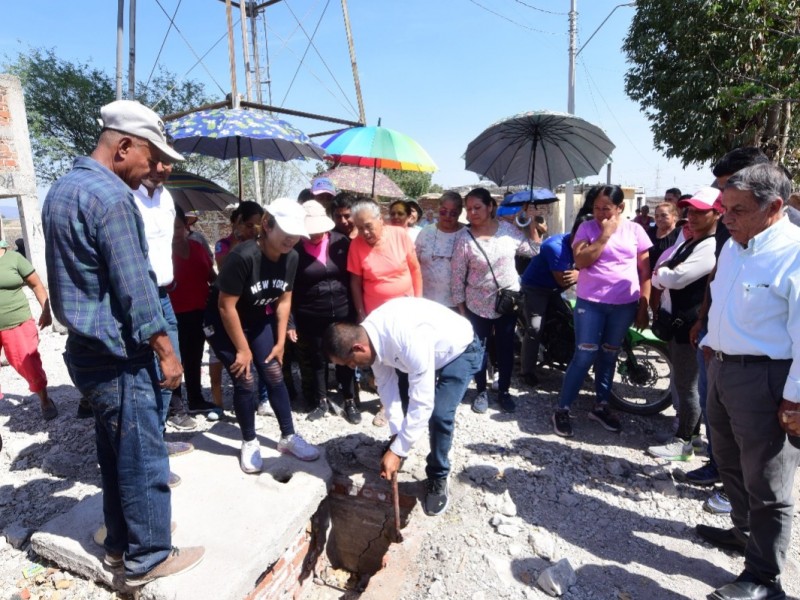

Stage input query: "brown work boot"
[{"left": 126, "top": 546, "right": 205, "bottom": 587}]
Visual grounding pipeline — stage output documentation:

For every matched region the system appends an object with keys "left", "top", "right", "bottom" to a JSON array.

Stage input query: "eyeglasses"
[{"left": 439, "top": 208, "right": 460, "bottom": 218}]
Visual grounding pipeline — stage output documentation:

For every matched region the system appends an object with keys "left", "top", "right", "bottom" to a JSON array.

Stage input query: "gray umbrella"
[{"left": 464, "top": 110, "right": 615, "bottom": 189}]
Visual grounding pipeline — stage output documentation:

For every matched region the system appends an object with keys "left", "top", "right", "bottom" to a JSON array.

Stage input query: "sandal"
[{"left": 41, "top": 399, "right": 58, "bottom": 421}]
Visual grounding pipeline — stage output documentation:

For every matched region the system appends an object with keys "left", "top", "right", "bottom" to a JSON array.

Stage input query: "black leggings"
[
  {"left": 296, "top": 316, "right": 355, "bottom": 403},
  {"left": 206, "top": 313, "right": 294, "bottom": 442},
  {"left": 174, "top": 310, "right": 206, "bottom": 404}
]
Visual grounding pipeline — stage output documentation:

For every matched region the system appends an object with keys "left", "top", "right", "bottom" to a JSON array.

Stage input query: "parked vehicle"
[{"left": 528, "top": 295, "right": 673, "bottom": 416}]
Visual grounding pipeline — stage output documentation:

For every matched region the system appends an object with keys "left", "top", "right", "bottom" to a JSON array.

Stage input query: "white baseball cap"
[
  {"left": 99, "top": 100, "right": 184, "bottom": 163},
  {"left": 303, "top": 200, "right": 335, "bottom": 234},
  {"left": 267, "top": 198, "right": 309, "bottom": 238}
]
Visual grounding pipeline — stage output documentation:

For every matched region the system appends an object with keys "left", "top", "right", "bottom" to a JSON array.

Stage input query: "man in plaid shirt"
[{"left": 42, "top": 100, "right": 204, "bottom": 586}]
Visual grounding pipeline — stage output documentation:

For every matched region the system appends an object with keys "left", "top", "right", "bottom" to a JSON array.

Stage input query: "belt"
[{"left": 713, "top": 351, "right": 789, "bottom": 364}]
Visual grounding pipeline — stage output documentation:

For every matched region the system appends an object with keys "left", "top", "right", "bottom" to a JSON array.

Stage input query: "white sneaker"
[
  {"left": 256, "top": 401, "right": 274, "bottom": 417},
  {"left": 239, "top": 439, "right": 263, "bottom": 474},
  {"left": 277, "top": 434, "right": 320, "bottom": 461}
]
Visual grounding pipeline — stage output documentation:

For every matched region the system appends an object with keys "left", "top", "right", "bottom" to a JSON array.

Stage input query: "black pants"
[
  {"left": 174, "top": 310, "right": 206, "bottom": 405},
  {"left": 296, "top": 315, "right": 355, "bottom": 404}
]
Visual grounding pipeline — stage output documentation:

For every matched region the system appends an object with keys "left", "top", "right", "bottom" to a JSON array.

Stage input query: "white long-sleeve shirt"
[
  {"left": 651, "top": 236, "right": 716, "bottom": 313},
  {"left": 132, "top": 184, "right": 176, "bottom": 287},
  {"left": 700, "top": 217, "right": 800, "bottom": 402},
  {"left": 362, "top": 297, "right": 474, "bottom": 457}
]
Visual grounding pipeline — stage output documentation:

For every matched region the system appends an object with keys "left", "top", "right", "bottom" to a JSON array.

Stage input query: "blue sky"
[{"left": 0, "top": 0, "right": 712, "bottom": 216}]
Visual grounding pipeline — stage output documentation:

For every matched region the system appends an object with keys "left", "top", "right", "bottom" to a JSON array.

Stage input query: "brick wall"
[{"left": 0, "top": 89, "right": 18, "bottom": 171}]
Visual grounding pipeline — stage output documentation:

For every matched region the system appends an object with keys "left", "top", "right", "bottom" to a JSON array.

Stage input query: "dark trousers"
[
  {"left": 296, "top": 316, "right": 355, "bottom": 404},
  {"left": 466, "top": 310, "right": 516, "bottom": 394},
  {"left": 206, "top": 313, "right": 294, "bottom": 442},
  {"left": 173, "top": 310, "right": 206, "bottom": 405},
  {"left": 521, "top": 285, "right": 561, "bottom": 376},
  {"left": 707, "top": 356, "right": 800, "bottom": 583}
]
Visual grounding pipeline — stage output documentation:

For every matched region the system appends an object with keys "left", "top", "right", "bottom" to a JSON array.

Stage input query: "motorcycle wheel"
[{"left": 609, "top": 341, "right": 672, "bottom": 416}]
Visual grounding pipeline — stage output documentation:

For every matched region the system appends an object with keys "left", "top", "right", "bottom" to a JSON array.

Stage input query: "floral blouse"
[
  {"left": 415, "top": 223, "right": 463, "bottom": 308},
  {"left": 451, "top": 220, "right": 532, "bottom": 319}
]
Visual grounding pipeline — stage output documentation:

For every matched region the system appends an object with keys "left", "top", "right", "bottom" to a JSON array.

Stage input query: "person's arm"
[
  {"left": 24, "top": 272, "right": 52, "bottom": 329},
  {"left": 552, "top": 270, "right": 578, "bottom": 289},
  {"left": 218, "top": 291, "right": 252, "bottom": 380},
  {"left": 350, "top": 274, "right": 366, "bottom": 322},
  {"left": 652, "top": 242, "right": 715, "bottom": 291},
  {"left": 689, "top": 264, "right": 717, "bottom": 348},
  {"left": 149, "top": 331, "right": 183, "bottom": 389},
  {"left": 266, "top": 291, "right": 292, "bottom": 365},
  {"left": 635, "top": 250, "right": 651, "bottom": 330},
  {"left": 450, "top": 234, "right": 468, "bottom": 315},
  {"left": 407, "top": 247, "right": 423, "bottom": 297},
  {"left": 572, "top": 217, "right": 617, "bottom": 269}
]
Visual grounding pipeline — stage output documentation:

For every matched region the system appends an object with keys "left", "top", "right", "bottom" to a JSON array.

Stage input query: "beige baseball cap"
[{"left": 99, "top": 100, "right": 184, "bottom": 163}]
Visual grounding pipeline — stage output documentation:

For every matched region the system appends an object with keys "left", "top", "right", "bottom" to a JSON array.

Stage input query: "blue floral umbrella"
[{"left": 166, "top": 107, "right": 325, "bottom": 198}]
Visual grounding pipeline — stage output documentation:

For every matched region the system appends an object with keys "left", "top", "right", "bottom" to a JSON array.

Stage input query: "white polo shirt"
[
  {"left": 132, "top": 184, "right": 176, "bottom": 287},
  {"left": 362, "top": 297, "right": 475, "bottom": 457},
  {"left": 701, "top": 217, "right": 800, "bottom": 402}
]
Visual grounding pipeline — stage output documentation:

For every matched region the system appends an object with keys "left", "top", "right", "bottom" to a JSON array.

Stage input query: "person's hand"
[
  {"left": 689, "top": 320, "right": 703, "bottom": 349},
  {"left": 287, "top": 329, "right": 298, "bottom": 343},
  {"left": 159, "top": 353, "right": 183, "bottom": 389},
  {"left": 380, "top": 449, "right": 402, "bottom": 481},
  {"left": 599, "top": 214, "right": 619, "bottom": 240},
  {"left": 633, "top": 300, "right": 649, "bottom": 331},
  {"left": 38, "top": 307, "right": 52, "bottom": 329},
  {"left": 562, "top": 269, "right": 578, "bottom": 287},
  {"left": 230, "top": 348, "right": 253, "bottom": 380},
  {"left": 778, "top": 399, "right": 800, "bottom": 436},
  {"left": 266, "top": 342, "right": 285, "bottom": 367},
  {"left": 702, "top": 345, "right": 713, "bottom": 364}
]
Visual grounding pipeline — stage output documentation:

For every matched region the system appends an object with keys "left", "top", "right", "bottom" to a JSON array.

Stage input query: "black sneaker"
[
  {"left": 77, "top": 398, "right": 93, "bottom": 419},
  {"left": 306, "top": 399, "right": 329, "bottom": 422},
  {"left": 499, "top": 392, "right": 516, "bottom": 413},
  {"left": 552, "top": 409, "right": 574, "bottom": 437},
  {"left": 187, "top": 399, "right": 220, "bottom": 415},
  {"left": 424, "top": 477, "right": 449, "bottom": 516},
  {"left": 343, "top": 399, "right": 362, "bottom": 424},
  {"left": 165, "top": 441, "right": 194, "bottom": 457},
  {"left": 684, "top": 461, "right": 721, "bottom": 486},
  {"left": 588, "top": 403, "right": 621, "bottom": 432}
]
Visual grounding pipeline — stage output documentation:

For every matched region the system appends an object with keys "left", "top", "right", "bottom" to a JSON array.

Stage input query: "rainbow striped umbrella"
[{"left": 322, "top": 124, "right": 437, "bottom": 173}]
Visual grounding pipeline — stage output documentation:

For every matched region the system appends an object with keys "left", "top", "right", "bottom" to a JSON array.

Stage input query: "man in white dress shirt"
[
  {"left": 323, "top": 297, "right": 483, "bottom": 516},
  {"left": 697, "top": 163, "right": 800, "bottom": 600}
]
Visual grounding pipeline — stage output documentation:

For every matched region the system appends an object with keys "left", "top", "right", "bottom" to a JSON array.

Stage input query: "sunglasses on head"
[{"left": 439, "top": 207, "right": 460, "bottom": 218}]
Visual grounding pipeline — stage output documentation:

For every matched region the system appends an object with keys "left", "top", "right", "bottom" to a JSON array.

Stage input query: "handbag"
[{"left": 467, "top": 230, "right": 521, "bottom": 316}]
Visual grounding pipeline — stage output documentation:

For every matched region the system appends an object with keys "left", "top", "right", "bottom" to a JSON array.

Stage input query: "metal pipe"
[
  {"left": 341, "top": 0, "right": 366, "bottom": 125},
  {"left": 128, "top": 0, "right": 136, "bottom": 98},
  {"left": 225, "top": 0, "right": 239, "bottom": 107},
  {"left": 116, "top": 0, "right": 124, "bottom": 100}
]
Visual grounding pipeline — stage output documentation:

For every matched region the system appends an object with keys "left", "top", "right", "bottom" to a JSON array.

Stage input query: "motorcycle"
[{"left": 522, "top": 294, "right": 673, "bottom": 416}]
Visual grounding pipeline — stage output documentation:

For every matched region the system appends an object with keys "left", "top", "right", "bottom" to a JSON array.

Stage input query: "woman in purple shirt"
[{"left": 552, "top": 185, "right": 652, "bottom": 438}]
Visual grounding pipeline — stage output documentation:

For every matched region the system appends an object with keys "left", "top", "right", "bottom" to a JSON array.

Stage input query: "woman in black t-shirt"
[{"left": 205, "top": 198, "right": 320, "bottom": 473}]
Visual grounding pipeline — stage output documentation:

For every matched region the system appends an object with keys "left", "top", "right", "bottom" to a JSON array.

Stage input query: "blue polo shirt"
[{"left": 520, "top": 233, "right": 573, "bottom": 290}]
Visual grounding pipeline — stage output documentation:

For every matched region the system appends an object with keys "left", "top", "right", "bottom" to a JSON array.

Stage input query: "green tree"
[
  {"left": 623, "top": 1, "right": 800, "bottom": 172},
  {"left": 382, "top": 169, "right": 433, "bottom": 199}
]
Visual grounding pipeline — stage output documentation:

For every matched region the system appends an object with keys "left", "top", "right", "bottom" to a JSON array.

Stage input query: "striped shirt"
[{"left": 42, "top": 156, "right": 167, "bottom": 358}]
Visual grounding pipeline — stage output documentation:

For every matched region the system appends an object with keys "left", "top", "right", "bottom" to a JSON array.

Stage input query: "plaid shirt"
[{"left": 42, "top": 156, "right": 168, "bottom": 359}]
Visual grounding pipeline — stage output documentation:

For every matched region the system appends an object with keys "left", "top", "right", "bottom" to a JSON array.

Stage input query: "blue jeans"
[
  {"left": 205, "top": 312, "right": 294, "bottom": 441},
  {"left": 426, "top": 336, "right": 484, "bottom": 480},
  {"left": 466, "top": 310, "right": 516, "bottom": 394},
  {"left": 64, "top": 337, "right": 171, "bottom": 576},
  {"left": 558, "top": 298, "right": 637, "bottom": 410},
  {"left": 156, "top": 290, "right": 182, "bottom": 426}
]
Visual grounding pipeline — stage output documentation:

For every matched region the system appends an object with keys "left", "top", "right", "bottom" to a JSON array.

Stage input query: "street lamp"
[{"left": 564, "top": 1, "right": 635, "bottom": 229}]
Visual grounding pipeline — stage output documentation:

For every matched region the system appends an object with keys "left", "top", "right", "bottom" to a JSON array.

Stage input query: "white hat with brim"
[
  {"left": 99, "top": 100, "right": 184, "bottom": 163},
  {"left": 303, "top": 200, "right": 335, "bottom": 234},
  {"left": 267, "top": 197, "right": 310, "bottom": 238}
]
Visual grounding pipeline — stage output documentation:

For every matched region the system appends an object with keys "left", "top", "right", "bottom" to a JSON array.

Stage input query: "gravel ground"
[{"left": 1, "top": 327, "right": 798, "bottom": 600}]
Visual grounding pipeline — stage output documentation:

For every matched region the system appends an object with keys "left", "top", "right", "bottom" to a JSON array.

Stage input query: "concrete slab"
[{"left": 30, "top": 421, "right": 333, "bottom": 600}]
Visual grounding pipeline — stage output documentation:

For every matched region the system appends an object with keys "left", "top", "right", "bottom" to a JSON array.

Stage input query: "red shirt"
[{"left": 170, "top": 240, "right": 213, "bottom": 313}]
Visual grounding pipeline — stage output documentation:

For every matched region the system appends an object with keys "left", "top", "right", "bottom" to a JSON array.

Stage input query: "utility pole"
[
  {"left": 240, "top": 0, "right": 262, "bottom": 203},
  {"left": 116, "top": 0, "right": 124, "bottom": 100},
  {"left": 565, "top": 0, "right": 577, "bottom": 232},
  {"left": 128, "top": 0, "right": 136, "bottom": 99},
  {"left": 341, "top": 0, "right": 366, "bottom": 125}
]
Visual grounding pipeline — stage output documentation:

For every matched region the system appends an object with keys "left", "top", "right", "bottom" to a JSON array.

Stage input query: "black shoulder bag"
[{"left": 467, "top": 230, "right": 521, "bottom": 316}]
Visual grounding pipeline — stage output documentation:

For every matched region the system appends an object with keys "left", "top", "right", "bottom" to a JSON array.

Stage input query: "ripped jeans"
[{"left": 558, "top": 297, "right": 637, "bottom": 410}]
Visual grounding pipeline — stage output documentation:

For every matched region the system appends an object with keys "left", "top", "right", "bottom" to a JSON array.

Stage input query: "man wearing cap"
[
  {"left": 310, "top": 176, "right": 336, "bottom": 211},
  {"left": 42, "top": 100, "right": 204, "bottom": 586},
  {"left": 132, "top": 150, "right": 208, "bottom": 439},
  {"left": 695, "top": 163, "right": 800, "bottom": 600},
  {"left": 323, "top": 297, "right": 483, "bottom": 516}
]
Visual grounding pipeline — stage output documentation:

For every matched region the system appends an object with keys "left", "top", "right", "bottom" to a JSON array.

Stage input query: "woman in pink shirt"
[{"left": 552, "top": 185, "right": 652, "bottom": 438}]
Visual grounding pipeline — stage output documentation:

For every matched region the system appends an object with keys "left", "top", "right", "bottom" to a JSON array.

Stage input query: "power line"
[
  {"left": 466, "top": 0, "right": 562, "bottom": 35},
  {"left": 509, "top": 0, "right": 567, "bottom": 15},
  {"left": 144, "top": 0, "right": 183, "bottom": 91}
]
